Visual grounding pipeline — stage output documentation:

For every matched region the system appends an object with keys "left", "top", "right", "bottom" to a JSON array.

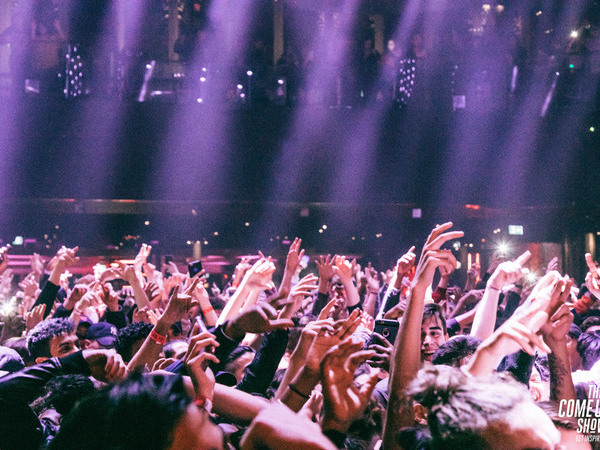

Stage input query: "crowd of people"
[{"left": 0, "top": 223, "right": 600, "bottom": 449}]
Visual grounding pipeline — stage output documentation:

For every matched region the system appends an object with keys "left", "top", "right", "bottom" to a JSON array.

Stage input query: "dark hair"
[
  {"left": 163, "top": 340, "right": 188, "bottom": 359},
  {"left": 223, "top": 345, "right": 255, "bottom": 367},
  {"left": 577, "top": 331, "right": 600, "bottom": 370},
  {"left": 422, "top": 303, "right": 447, "bottom": 336},
  {"left": 432, "top": 335, "right": 481, "bottom": 367},
  {"left": 51, "top": 372, "right": 191, "bottom": 450},
  {"left": 533, "top": 354, "right": 550, "bottom": 382},
  {"left": 26, "top": 318, "right": 75, "bottom": 359},
  {"left": 115, "top": 322, "right": 153, "bottom": 362},
  {"left": 581, "top": 316, "right": 600, "bottom": 333},
  {"left": 31, "top": 374, "right": 95, "bottom": 416},
  {"left": 2, "top": 337, "right": 31, "bottom": 364},
  {"left": 537, "top": 401, "right": 578, "bottom": 430},
  {"left": 408, "top": 365, "right": 530, "bottom": 446}
]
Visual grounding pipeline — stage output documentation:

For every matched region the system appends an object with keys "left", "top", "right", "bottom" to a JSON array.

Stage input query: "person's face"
[
  {"left": 481, "top": 401, "right": 561, "bottom": 449},
  {"left": 421, "top": 316, "right": 447, "bottom": 363},
  {"left": 169, "top": 404, "right": 224, "bottom": 450},
  {"left": 49, "top": 333, "right": 79, "bottom": 358}
]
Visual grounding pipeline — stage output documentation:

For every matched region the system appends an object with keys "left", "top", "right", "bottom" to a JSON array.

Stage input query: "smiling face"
[{"left": 421, "top": 316, "right": 447, "bottom": 363}]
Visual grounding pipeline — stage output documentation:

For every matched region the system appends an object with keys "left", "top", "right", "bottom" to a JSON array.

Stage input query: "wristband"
[
  {"left": 288, "top": 383, "right": 310, "bottom": 399},
  {"left": 487, "top": 285, "right": 500, "bottom": 292},
  {"left": 201, "top": 306, "right": 214, "bottom": 316},
  {"left": 149, "top": 329, "right": 167, "bottom": 345}
]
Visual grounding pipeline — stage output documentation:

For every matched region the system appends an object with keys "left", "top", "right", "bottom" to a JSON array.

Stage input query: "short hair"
[
  {"left": 31, "top": 374, "right": 95, "bottom": 416},
  {"left": 26, "top": 318, "right": 75, "bottom": 359},
  {"left": 581, "top": 316, "right": 600, "bottom": 333},
  {"left": 408, "top": 365, "right": 532, "bottom": 447},
  {"left": 115, "top": 322, "right": 153, "bottom": 363},
  {"left": 223, "top": 345, "right": 255, "bottom": 367},
  {"left": 577, "top": 331, "right": 600, "bottom": 370},
  {"left": 422, "top": 303, "right": 447, "bottom": 336},
  {"left": 163, "top": 340, "right": 187, "bottom": 359},
  {"left": 51, "top": 372, "right": 191, "bottom": 450},
  {"left": 432, "top": 335, "right": 481, "bottom": 367}
]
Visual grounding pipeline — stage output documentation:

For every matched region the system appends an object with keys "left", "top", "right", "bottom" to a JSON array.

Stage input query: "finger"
[
  {"left": 586, "top": 253, "right": 598, "bottom": 274},
  {"left": 261, "top": 303, "right": 278, "bottom": 319},
  {"left": 370, "top": 332, "right": 393, "bottom": 348},
  {"left": 514, "top": 250, "right": 532, "bottom": 267},
  {"left": 428, "top": 230, "right": 465, "bottom": 251},
  {"left": 359, "top": 371, "right": 380, "bottom": 399},
  {"left": 268, "top": 319, "right": 295, "bottom": 330},
  {"left": 318, "top": 298, "right": 337, "bottom": 320},
  {"left": 348, "top": 350, "right": 376, "bottom": 368}
]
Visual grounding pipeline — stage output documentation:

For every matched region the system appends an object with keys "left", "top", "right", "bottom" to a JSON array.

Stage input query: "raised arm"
[
  {"left": 382, "top": 223, "right": 463, "bottom": 449},
  {"left": 471, "top": 251, "right": 530, "bottom": 340}
]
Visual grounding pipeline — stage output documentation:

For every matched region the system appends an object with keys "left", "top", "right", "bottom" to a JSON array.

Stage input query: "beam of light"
[
  {"left": 151, "top": 0, "right": 260, "bottom": 204},
  {"left": 248, "top": 0, "right": 365, "bottom": 243},
  {"left": 138, "top": 60, "right": 156, "bottom": 102},
  {"left": 540, "top": 71, "right": 559, "bottom": 117}
]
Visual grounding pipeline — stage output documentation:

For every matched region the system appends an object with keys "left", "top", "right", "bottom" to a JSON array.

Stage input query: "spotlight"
[
  {"left": 496, "top": 242, "right": 510, "bottom": 255},
  {"left": 237, "top": 84, "right": 243, "bottom": 90},
  {"left": 571, "top": 30, "right": 579, "bottom": 38},
  {"left": 482, "top": 4, "right": 491, "bottom": 12},
  {"left": 525, "top": 272, "right": 538, "bottom": 283},
  {"left": 246, "top": 70, "right": 253, "bottom": 77},
  {"left": 277, "top": 79, "right": 284, "bottom": 85},
  {"left": 590, "top": 127, "right": 595, "bottom": 132}
]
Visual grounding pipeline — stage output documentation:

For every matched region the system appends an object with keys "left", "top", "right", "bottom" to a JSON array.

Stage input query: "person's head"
[
  {"left": 409, "top": 365, "right": 560, "bottom": 449},
  {"left": 432, "top": 335, "right": 481, "bottom": 368},
  {"left": 51, "top": 372, "right": 225, "bottom": 450},
  {"left": 26, "top": 318, "right": 77, "bottom": 363},
  {"left": 223, "top": 345, "right": 255, "bottom": 382},
  {"left": 581, "top": 316, "right": 600, "bottom": 334},
  {"left": 421, "top": 304, "right": 448, "bottom": 363},
  {"left": 537, "top": 401, "right": 592, "bottom": 449},
  {"left": 577, "top": 331, "right": 600, "bottom": 370},
  {"left": 82, "top": 322, "right": 118, "bottom": 350},
  {"left": 31, "top": 374, "right": 95, "bottom": 417},
  {"left": 163, "top": 340, "right": 189, "bottom": 360},
  {"left": 115, "top": 322, "right": 153, "bottom": 363}
]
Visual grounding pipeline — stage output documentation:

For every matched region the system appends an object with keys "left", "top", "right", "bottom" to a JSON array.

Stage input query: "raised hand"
[
  {"left": 487, "top": 251, "right": 531, "bottom": 291},
  {"left": 226, "top": 303, "right": 294, "bottom": 340},
  {"left": 316, "top": 254, "right": 336, "bottom": 283},
  {"left": 279, "top": 273, "right": 318, "bottom": 319},
  {"left": 305, "top": 309, "right": 362, "bottom": 373},
  {"left": 365, "top": 264, "right": 380, "bottom": 293},
  {"left": 25, "top": 304, "right": 46, "bottom": 331},
  {"left": 134, "top": 243, "right": 152, "bottom": 271},
  {"left": 286, "top": 237, "right": 305, "bottom": 274},
  {"left": 19, "top": 274, "right": 39, "bottom": 298},
  {"left": 160, "top": 286, "right": 198, "bottom": 325},
  {"left": 396, "top": 246, "right": 417, "bottom": 277},
  {"left": 585, "top": 253, "right": 600, "bottom": 299},
  {"left": 332, "top": 255, "right": 353, "bottom": 284},
  {"left": 183, "top": 331, "right": 220, "bottom": 403},
  {"left": 244, "top": 259, "right": 276, "bottom": 291},
  {"left": 367, "top": 332, "right": 393, "bottom": 372},
  {"left": 413, "top": 223, "right": 463, "bottom": 289},
  {"left": 321, "top": 338, "right": 378, "bottom": 432}
]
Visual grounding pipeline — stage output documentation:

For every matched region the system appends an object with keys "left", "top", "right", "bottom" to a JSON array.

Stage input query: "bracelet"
[
  {"left": 149, "top": 329, "right": 167, "bottom": 345},
  {"left": 487, "top": 285, "right": 500, "bottom": 292},
  {"left": 201, "top": 306, "right": 214, "bottom": 316},
  {"left": 288, "top": 383, "right": 310, "bottom": 399}
]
